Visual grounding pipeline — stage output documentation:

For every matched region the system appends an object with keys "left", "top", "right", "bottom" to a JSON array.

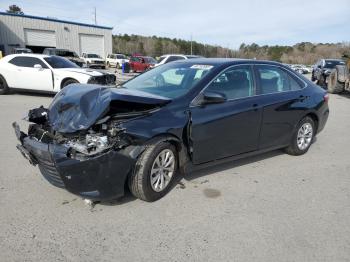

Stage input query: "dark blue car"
[{"left": 13, "top": 59, "right": 329, "bottom": 202}]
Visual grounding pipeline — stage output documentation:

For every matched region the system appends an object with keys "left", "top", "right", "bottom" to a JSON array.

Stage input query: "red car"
[{"left": 129, "top": 56, "right": 157, "bottom": 73}]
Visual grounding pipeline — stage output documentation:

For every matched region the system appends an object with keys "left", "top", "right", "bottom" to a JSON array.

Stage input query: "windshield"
[
  {"left": 56, "top": 50, "right": 78, "bottom": 57},
  {"left": 87, "top": 54, "right": 100, "bottom": 58},
  {"left": 122, "top": 63, "right": 214, "bottom": 99},
  {"left": 157, "top": 56, "right": 166, "bottom": 63},
  {"left": 44, "top": 56, "right": 79, "bottom": 68},
  {"left": 145, "top": 57, "right": 157, "bottom": 64},
  {"left": 325, "top": 60, "right": 345, "bottom": 68},
  {"left": 17, "top": 49, "right": 32, "bottom": 54},
  {"left": 116, "top": 55, "right": 126, "bottom": 59}
]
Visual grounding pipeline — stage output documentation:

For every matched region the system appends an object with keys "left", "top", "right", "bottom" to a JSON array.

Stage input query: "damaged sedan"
[{"left": 13, "top": 59, "right": 329, "bottom": 202}]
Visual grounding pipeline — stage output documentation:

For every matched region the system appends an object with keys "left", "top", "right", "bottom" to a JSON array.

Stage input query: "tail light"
[{"left": 324, "top": 93, "right": 329, "bottom": 102}]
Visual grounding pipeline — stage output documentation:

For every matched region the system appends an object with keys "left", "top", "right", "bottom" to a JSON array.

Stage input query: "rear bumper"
[
  {"left": 317, "top": 104, "right": 329, "bottom": 134},
  {"left": 14, "top": 125, "right": 136, "bottom": 201}
]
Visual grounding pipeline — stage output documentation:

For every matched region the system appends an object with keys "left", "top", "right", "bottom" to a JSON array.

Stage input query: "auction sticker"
[{"left": 190, "top": 65, "right": 213, "bottom": 70}]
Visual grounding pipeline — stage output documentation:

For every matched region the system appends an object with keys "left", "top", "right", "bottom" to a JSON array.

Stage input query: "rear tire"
[
  {"left": 285, "top": 117, "right": 315, "bottom": 156},
  {"left": 0, "top": 75, "right": 9, "bottom": 95},
  {"left": 327, "top": 68, "right": 345, "bottom": 94},
  {"left": 128, "top": 141, "right": 178, "bottom": 202}
]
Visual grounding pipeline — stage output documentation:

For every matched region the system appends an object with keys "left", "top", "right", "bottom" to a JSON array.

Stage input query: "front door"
[
  {"left": 8, "top": 56, "right": 53, "bottom": 91},
  {"left": 190, "top": 65, "right": 262, "bottom": 164}
]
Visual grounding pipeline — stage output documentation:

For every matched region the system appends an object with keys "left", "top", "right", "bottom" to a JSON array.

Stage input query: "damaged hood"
[{"left": 48, "top": 84, "right": 170, "bottom": 133}]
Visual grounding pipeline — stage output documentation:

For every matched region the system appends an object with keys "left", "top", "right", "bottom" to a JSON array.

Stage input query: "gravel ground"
[{"left": 0, "top": 88, "right": 349, "bottom": 262}]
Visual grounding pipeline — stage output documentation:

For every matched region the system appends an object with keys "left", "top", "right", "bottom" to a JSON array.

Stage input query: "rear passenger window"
[{"left": 256, "top": 65, "right": 302, "bottom": 94}]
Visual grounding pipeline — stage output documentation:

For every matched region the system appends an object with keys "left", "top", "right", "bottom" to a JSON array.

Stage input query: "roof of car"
[
  {"left": 4, "top": 54, "right": 50, "bottom": 59},
  {"left": 324, "top": 59, "right": 344, "bottom": 62},
  {"left": 172, "top": 58, "right": 285, "bottom": 66},
  {"left": 161, "top": 54, "right": 185, "bottom": 57}
]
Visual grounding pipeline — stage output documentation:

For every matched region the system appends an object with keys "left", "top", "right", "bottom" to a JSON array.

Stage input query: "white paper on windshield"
[{"left": 190, "top": 65, "right": 213, "bottom": 70}]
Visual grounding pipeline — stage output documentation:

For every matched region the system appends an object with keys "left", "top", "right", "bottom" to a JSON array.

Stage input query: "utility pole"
[
  {"left": 190, "top": 34, "right": 193, "bottom": 55},
  {"left": 94, "top": 7, "right": 97, "bottom": 25}
]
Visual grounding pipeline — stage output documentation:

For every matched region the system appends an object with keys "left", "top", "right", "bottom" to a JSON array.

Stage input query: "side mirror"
[
  {"left": 201, "top": 91, "right": 226, "bottom": 105},
  {"left": 33, "top": 64, "right": 43, "bottom": 69}
]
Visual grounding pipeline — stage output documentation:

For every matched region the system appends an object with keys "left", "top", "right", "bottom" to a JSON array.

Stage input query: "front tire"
[
  {"left": 0, "top": 75, "right": 9, "bottom": 95},
  {"left": 128, "top": 141, "right": 178, "bottom": 202},
  {"left": 62, "top": 79, "right": 79, "bottom": 88},
  {"left": 285, "top": 117, "right": 315, "bottom": 156}
]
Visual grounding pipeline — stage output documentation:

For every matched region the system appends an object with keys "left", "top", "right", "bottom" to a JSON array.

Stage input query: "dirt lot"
[{"left": 0, "top": 88, "right": 349, "bottom": 262}]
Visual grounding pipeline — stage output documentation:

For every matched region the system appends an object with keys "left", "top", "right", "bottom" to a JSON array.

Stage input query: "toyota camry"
[{"left": 13, "top": 59, "right": 329, "bottom": 202}]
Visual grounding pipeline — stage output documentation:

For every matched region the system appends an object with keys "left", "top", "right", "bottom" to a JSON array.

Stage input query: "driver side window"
[
  {"left": 9, "top": 57, "right": 47, "bottom": 68},
  {"left": 205, "top": 66, "right": 254, "bottom": 100}
]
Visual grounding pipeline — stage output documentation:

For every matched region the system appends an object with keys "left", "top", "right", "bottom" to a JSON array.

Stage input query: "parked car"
[
  {"left": 13, "top": 59, "right": 329, "bottom": 202},
  {"left": 291, "top": 64, "right": 311, "bottom": 74},
  {"left": 154, "top": 54, "right": 203, "bottom": 67},
  {"left": 129, "top": 56, "right": 157, "bottom": 72},
  {"left": 43, "top": 48, "right": 85, "bottom": 67},
  {"left": 106, "top": 53, "right": 129, "bottom": 68},
  {"left": 312, "top": 59, "right": 345, "bottom": 87},
  {"left": 0, "top": 54, "right": 115, "bottom": 94},
  {"left": 13, "top": 47, "right": 33, "bottom": 54},
  {"left": 81, "top": 53, "right": 105, "bottom": 69}
]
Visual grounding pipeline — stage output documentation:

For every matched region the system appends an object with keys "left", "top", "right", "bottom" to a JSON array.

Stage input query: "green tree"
[
  {"left": 154, "top": 39, "right": 163, "bottom": 57},
  {"left": 137, "top": 42, "right": 145, "bottom": 55}
]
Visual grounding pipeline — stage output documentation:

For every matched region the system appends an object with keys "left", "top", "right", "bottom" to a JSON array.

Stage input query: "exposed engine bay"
[
  {"left": 22, "top": 106, "right": 140, "bottom": 161},
  {"left": 17, "top": 84, "right": 170, "bottom": 161}
]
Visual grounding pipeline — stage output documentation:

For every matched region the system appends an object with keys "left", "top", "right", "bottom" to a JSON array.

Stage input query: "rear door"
[
  {"left": 190, "top": 65, "right": 263, "bottom": 164},
  {"left": 7, "top": 56, "right": 53, "bottom": 91},
  {"left": 253, "top": 64, "right": 306, "bottom": 149}
]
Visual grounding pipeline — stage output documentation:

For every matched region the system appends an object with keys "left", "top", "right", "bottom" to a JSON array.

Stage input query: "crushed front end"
[
  {"left": 12, "top": 85, "right": 169, "bottom": 200},
  {"left": 13, "top": 114, "right": 137, "bottom": 200}
]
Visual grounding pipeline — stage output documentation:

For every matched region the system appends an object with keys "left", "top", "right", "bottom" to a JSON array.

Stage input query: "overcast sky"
[{"left": 1, "top": 0, "right": 349, "bottom": 48}]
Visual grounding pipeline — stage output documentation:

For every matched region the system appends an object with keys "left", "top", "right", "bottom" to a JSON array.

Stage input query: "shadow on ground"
[{"left": 100, "top": 149, "right": 286, "bottom": 206}]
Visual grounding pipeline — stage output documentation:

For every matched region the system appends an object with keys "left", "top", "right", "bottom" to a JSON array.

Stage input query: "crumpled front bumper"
[{"left": 13, "top": 123, "right": 136, "bottom": 201}]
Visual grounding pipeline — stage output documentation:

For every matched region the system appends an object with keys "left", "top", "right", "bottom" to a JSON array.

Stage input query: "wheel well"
[
  {"left": 305, "top": 113, "right": 319, "bottom": 131},
  {"left": 0, "top": 74, "right": 8, "bottom": 85},
  {"left": 61, "top": 78, "right": 78, "bottom": 89}
]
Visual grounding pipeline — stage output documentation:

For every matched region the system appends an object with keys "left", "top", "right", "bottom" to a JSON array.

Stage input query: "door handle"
[{"left": 252, "top": 103, "right": 259, "bottom": 111}]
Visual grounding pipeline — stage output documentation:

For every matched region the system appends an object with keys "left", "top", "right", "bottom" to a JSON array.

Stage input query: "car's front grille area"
[
  {"left": 88, "top": 74, "right": 116, "bottom": 85},
  {"left": 37, "top": 157, "right": 65, "bottom": 188},
  {"left": 93, "top": 61, "right": 104, "bottom": 64}
]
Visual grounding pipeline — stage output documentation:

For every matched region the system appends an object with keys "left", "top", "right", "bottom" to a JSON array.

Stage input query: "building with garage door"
[{"left": 0, "top": 12, "right": 112, "bottom": 58}]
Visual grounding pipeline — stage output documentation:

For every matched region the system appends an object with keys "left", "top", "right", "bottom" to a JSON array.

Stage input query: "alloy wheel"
[
  {"left": 150, "top": 149, "right": 175, "bottom": 192},
  {"left": 297, "top": 123, "right": 313, "bottom": 150}
]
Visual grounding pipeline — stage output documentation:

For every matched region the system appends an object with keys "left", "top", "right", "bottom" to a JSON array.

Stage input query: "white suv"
[
  {"left": 81, "top": 53, "right": 105, "bottom": 69},
  {"left": 106, "top": 54, "right": 129, "bottom": 68}
]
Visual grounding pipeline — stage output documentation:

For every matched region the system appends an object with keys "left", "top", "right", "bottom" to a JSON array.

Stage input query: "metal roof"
[{"left": 0, "top": 11, "right": 113, "bottom": 30}]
